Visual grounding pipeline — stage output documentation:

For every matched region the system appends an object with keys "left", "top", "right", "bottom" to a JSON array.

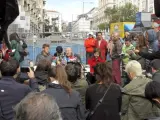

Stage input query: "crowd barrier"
[{"left": 25, "top": 43, "right": 86, "bottom": 64}]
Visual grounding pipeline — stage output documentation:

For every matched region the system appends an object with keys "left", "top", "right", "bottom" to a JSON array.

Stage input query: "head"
[
  {"left": 65, "top": 63, "right": 80, "bottom": 83},
  {"left": 152, "top": 22, "right": 159, "bottom": 32},
  {"left": 65, "top": 47, "right": 72, "bottom": 57},
  {"left": 125, "top": 38, "right": 131, "bottom": 47},
  {"left": 48, "top": 65, "right": 72, "bottom": 93},
  {"left": 36, "top": 59, "right": 51, "bottom": 72},
  {"left": 145, "top": 81, "right": 160, "bottom": 104},
  {"left": 136, "top": 34, "right": 147, "bottom": 50},
  {"left": 150, "top": 59, "right": 160, "bottom": 74},
  {"left": 125, "top": 32, "right": 130, "bottom": 38},
  {"left": 42, "top": 44, "right": 50, "bottom": 54},
  {"left": 112, "top": 32, "right": 120, "bottom": 41},
  {"left": 125, "top": 60, "right": 143, "bottom": 80},
  {"left": 14, "top": 92, "right": 62, "bottom": 120},
  {"left": 88, "top": 32, "right": 94, "bottom": 38},
  {"left": 0, "top": 59, "right": 20, "bottom": 76},
  {"left": 10, "top": 33, "right": 20, "bottom": 41},
  {"left": 56, "top": 46, "right": 63, "bottom": 54},
  {"left": 93, "top": 48, "right": 101, "bottom": 58},
  {"left": 94, "top": 62, "right": 113, "bottom": 86},
  {"left": 96, "top": 32, "right": 103, "bottom": 40}
]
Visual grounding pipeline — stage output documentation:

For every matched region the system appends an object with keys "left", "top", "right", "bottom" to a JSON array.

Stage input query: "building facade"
[
  {"left": 8, "top": 0, "right": 45, "bottom": 37},
  {"left": 46, "top": 10, "right": 62, "bottom": 32}
]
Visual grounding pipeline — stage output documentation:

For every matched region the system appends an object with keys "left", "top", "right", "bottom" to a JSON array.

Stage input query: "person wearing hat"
[
  {"left": 84, "top": 32, "right": 96, "bottom": 63},
  {"left": 151, "top": 59, "right": 160, "bottom": 83}
]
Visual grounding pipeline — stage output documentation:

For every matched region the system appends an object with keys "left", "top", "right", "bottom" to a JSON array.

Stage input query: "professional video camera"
[
  {"left": 155, "top": 0, "right": 160, "bottom": 17},
  {"left": 0, "top": 0, "right": 19, "bottom": 49}
]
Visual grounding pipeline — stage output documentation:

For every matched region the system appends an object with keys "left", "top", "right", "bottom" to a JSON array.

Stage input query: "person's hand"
[
  {"left": 27, "top": 67, "right": 35, "bottom": 79},
  {"left": 134, "top": 49, "right": 140, "bottom": 53},
  {"left": 127, "top": 50, "right": 134, "bottom": 55}
]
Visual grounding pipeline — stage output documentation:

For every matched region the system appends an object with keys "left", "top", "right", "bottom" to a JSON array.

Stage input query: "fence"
[{"left": 25, "top": 41, "right": 86, "bottom": 64}]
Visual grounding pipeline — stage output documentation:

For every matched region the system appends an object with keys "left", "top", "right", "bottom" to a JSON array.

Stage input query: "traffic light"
[{"left": 154, "top": 0, "right": 160, "bottom": 17}]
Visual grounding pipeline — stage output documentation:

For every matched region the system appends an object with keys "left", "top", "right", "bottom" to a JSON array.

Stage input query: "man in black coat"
[
  {"left": 0, "top": 59, "right": 36, "bottom": 120},
  {"left": 151, "top": 59, "right": 160, "bottom": 83}
]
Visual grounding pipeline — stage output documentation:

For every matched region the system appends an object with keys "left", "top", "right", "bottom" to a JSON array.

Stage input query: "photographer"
[
  {"left": 0, "top": 59, "right": 38, "bottom": 120},
  {"left": 135, "top": 31, "right": 160, "bottom": 60}
]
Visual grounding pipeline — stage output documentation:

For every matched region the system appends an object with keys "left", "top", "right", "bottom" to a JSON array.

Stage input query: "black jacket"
[
  {"left": 35, "top": 71, "right": 48, "bottom": 85},
  {"left": 0, "top": 77, "right": 31, "bottom": 120},
  {"left": 152, "top": 71, "right": 160, "bottom": 83},
  {"left": 139, "top": 49, "right": 160, "bottom": 60},
  {"left": 85, "top": 83, "right": 121, "bottom": 120},
  {"left": 43, "top": 83, "right": 85, "bottom": 120}
]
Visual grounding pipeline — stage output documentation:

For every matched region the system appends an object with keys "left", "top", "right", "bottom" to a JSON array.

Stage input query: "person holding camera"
[{"left": 0, "top": 59, "right": 37, "bottom": 120}]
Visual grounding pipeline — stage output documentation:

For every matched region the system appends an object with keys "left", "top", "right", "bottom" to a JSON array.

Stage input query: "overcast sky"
[{"left": 45, "top": 0, "right": 97, "bottom": 22}]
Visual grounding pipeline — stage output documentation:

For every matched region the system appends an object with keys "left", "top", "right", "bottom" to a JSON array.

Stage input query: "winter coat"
[
  {"left": 84, "top": 38, "right": 96, "bottom": 53},
  {"left": 131, "top": 47, "right": 148, "bottom": 70},
  {"left": 35, "top": 71, "right": 48, "bottom": 86},
  {"left": 112, "top": 40, "right": 122, "bottom": 60},
  {"left": 121, "top": 76, "right": 160, "bottom": 120},
  {"left": 139, "top": 49, "right": 160, "bottom": 60},
  {"left": 88, "top": 57, "right": 105, "bottom": 73},
  {"left": 72, "top": 78, "right": 88, "bottom": 104},
  {"left": 10, "top": 40, "right": 21, "bottom": 62},
  {"left": 43, "top": 83, "right": 85, "bottom": 120},
  {"left": 0, "top": 77, "right": 31, "bottom": 120},
  {"left": 122, "top": 44, "right": 135, "bottom": 65},
  {"left": 152, "top": 71, "right": 160, "bottom": 83},
  {"left": 36, "top": 51, "right": 53, "bottom": 64}
]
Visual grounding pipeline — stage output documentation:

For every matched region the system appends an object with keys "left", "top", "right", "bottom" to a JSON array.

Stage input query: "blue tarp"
[{"left": 124, "top": 24, "right": 135, "bottom": 31}]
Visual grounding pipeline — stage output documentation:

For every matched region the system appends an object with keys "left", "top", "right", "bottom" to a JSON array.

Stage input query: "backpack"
[{"left": 0, "top": 0, "right": 19, "bottom": 49}]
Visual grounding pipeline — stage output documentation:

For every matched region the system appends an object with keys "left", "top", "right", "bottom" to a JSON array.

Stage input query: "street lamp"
[
  {"left": 33, "top": 34, "right": 37, "bottom": 61},
  {"left": 82, "top": 1, "right": 94, "bottom": 14}
]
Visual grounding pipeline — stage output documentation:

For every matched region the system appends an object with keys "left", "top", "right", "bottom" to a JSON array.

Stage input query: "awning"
[{"left": 124, "top": 24, "right": 135, "bottom": 31}]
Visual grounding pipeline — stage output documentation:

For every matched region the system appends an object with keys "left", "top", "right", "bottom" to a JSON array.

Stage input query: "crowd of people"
[{"left": 0, "top": 22, "right": 160, "bottom": 120}]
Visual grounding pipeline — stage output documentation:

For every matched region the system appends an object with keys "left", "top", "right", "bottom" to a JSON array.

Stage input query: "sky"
[{"left": 45, "top": 0, "right": 97, "bottom": 22}]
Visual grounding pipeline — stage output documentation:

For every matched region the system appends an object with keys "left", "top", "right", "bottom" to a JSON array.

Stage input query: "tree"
[
  {"left": 105, "top": 3, "right": 138, "bottom": 24},
  {"left": 119, "top": 3, "right": 138, "bottom": 22},
  {"left": 98, "top": 23, "right": 107, "bottom": 30}
]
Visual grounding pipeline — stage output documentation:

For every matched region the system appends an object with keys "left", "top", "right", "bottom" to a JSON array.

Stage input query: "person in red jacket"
[
  {"left": 88, "top": 48, "right": 105, "bottom": 74},
  {"left": 0, "top": 41, "right": 12, "bottom": 61},
  {"left": 84, "top": 32, "right": 96, "bottom": 63},
  {"left": 95, "top": 32, "right": 108, "bottom": 60}
]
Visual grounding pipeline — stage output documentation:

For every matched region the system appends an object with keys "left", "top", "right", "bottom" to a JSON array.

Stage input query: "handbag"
[{"left": 86, "top": 83, "right": 112, "bottom": 120}]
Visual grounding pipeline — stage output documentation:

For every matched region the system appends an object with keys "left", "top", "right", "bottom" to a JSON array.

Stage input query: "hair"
[
  {"left": 10, "top": 33, "right": 20, "bottom": 42},
  {"left": 125, "top": 60, "right": 142, "bottom": 76},
  {"left": 65, "top": 62, "right": 82, "bottom": 83},
  {"left": 93, "top": 48, "right": 100, "bottom": 54},
  {"left": 42, "top": 44, "right": 50, "bottom": 48},
  {"left": 136, "top": 34, "right": 147, "bottom": 50},
  {"left": 36, "top": 59, "right": 51, "bottom": 72},
  {"left": 14, "top": 92, "right": 62, "bottom": 120},
  {"left": 145, "top": 81, "right": 160, "bottom": 100},
  {"left": 94, "top": 62, "right": 113, "bottom": 86},
  {"left": 56, "top": 46, "right": 63, "bottom": 53},
  {"left": 125, "top": 38, "right": 132, "bottom": 42},
  {"left": 49, "top": 65, "right": 72, "bottom": 94},
  {"left": 0, "top": 59, "right": 19, "bottom": 76},
  {"left": 96, "top": 32, "right": 102, "bottom": 36}
]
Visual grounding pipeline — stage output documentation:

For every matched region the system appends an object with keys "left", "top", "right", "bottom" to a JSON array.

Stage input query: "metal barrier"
[{"left": 26, "top": 43, "right": 86, "bottom": 64}]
